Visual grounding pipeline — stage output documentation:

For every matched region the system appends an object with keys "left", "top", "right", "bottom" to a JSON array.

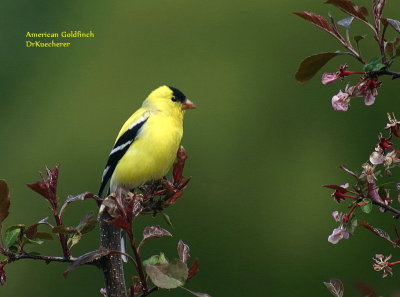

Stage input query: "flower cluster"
[
  {"left": 329, "top": 75, "right": 382, "bottom": 111},
  {"left": 328, "top": 211, "right": 351, "bottom": 244},
  {"left": 373, "top": 254, "right": 394, "bottom": 278}
]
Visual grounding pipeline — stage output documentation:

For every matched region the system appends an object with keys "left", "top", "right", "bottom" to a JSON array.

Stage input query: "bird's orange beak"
[{"left": 182, "top": 98, "right": 196, "bottom": 110}]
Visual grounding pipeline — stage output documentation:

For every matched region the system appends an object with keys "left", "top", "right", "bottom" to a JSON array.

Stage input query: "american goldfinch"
[{"left": 98, "top": 85, "right": 196, "bottom": 197}]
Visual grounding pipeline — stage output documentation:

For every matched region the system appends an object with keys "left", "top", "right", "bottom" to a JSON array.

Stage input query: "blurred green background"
[{"left": 1, "top": 0, "right": 400, "bottom": 296}]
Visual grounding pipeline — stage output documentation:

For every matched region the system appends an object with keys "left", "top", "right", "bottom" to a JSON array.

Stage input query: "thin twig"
[
  {"left": 127, "top": 230, "right": 148, "bottom": 293},
  {"left": 140, "top": 287, "right": 159, "bottom": 297},
  {"left": 53, "top": 210, "right": 71, "bottom": 259},
  {"left": 5, "top": 251, "right": 76, "bottom": 264}
]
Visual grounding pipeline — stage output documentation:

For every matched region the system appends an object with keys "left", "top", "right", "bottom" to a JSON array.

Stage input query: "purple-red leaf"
[
  {"left": 295, "top": 52, "right": 344, "bottom": 83},
  {"left": 173, "top": 146, "right": 187, "bottom": 185},
  {"left": 63, "top": 247, "right": 110, "bottom": 277},
  {"left": 27, "top": 165, "right": 60, "bottom": 205},
  {"left": 323, "top": 278, "right": 344, "bottom": 297},
  {"left": 139, "top": 225, "right": 172, "bottom": 250},
  {"left": 323, "top": 184, "right": 347, "bottom": 191},
  {"left": 178, "top": 240, "right": 190, "bottom": 264},
  {"left": 294, "top": 11, "right": 333, "bottom": 34},
  {"left": 0, "top": 180, "right": 10, "bottom": 225},
  {"left": 107, "top": 216, "right": 130, "bottom": 232},
  {"left": 60, "top": 192, "right": 101, "bottom": 216},
  {"left": 325, "top": 0, "right": 369, "bottom": 22},
  {"left": 187, "top": 258, "right": 199, "bottom": 281},
  {"left": 359, "top": 220, "right": 396, "bottom": 246},
  {"left": 387, "top": 18, "right": 400, "bottom": 34}
]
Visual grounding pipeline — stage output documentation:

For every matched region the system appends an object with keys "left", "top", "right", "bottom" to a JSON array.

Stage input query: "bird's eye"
[{"left": 171, "top": 96, "right": 178, "bottom": 102}]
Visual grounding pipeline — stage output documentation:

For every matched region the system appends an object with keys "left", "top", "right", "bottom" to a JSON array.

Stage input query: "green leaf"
[
  {"left": 35, "top": 232, "right": 54, "bottom": 240},
  {"left": 145, "top": 259, "right": 189, "bottom": 289},
  {"left": 360, "top": 198, "right": 372, "bottom": 213},
  {"left": 67, "top": 232, "right": 82, "bottom": 249},
  {"left": 23, "top": 236, "right": 44, "bottom": 245},
  {"left": 161, "top": 212, "right": 173, "bottom": 228},
  {"left": 4, "top": 226, "right": 23, "bottom": 248},
  {"left": 363, "top": 57, "right": 385, "bottom": 71},
  {"left": 143, "top": 253, "right": 169, "bottom": 265},
  {"left": 52, "top": 225, "right": 77, "bottom": 234},
  {"left": 295, "top": 52, "right": 345, "bottom": 83},
  {"left": 354, "top": 35, "right": 366, "bottom": 48},
  {"left": 76, "top": 211, "right": 97, "bottom": 234},
  {"left": 0, "top": 180, "right": 10, "bottom": 225},
  {"left": 349, "top": 219, "right": 358, "bottom": 234}
]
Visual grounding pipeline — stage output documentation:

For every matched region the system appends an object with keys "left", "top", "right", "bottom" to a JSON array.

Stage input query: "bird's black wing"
[{"left": 98, "top": 115, "right": 149, "bottom": 197}]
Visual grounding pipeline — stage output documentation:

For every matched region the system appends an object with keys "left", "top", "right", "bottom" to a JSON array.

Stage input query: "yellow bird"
[{"left": 98, "top": 85, "right": 196, "bottom": 197}]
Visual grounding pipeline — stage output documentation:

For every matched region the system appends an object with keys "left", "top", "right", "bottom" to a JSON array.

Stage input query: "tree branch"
[
  {"left": 5, "top": 252, "right": 76, "bottom": 264},
  {"left": 372, "top": 200, "right": 400, "bottom": 218},
  {"left": 372, "top": 69, "right": 400, "bottom": 80},
  {"left": 99, "top": 216, "right": 127, "bottom": 297}
]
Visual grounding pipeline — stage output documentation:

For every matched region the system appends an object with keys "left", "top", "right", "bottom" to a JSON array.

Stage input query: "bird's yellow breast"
[{"left": 110, "top": 111, "right": 183, "bottom": 190}]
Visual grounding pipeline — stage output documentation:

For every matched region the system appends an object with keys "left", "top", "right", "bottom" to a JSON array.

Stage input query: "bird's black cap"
[{"left": 168, "top": 86, "right": 186, "bottom": 103}]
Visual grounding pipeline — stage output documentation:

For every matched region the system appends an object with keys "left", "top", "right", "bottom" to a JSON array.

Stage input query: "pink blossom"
[
  {"left": 358, "top": 79, "right": 382, "bottom": 106},
  {"left": 321, "top": 72, "right": 340, "bottom": 85},
  {"left": 328, "top": 226, "right": 349, "bottom": 244},
  {"left": 370, "top": 151, "right": 385, "bottom": 165},
  {"left": 331, "top": 90, "right": 349, "bottom": 111}
]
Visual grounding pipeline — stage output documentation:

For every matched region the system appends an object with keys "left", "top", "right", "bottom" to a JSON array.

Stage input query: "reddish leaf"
[
  {"left": 387, "top": 18, "right": 400, "bottom": 34},
  {"left": 27, "top": 165, "right": 59, "bottom": 205},
  {"left": 293, "top": 11, "right": 333, "bottom": 34},
  {"left": 324, "top": 278, "right": 344, "bottom": 297},
  {"left": 295, "top": 52, "right": 344, "bottom": 83},
  {"left": 166, "top": 189, "right": 185, "bottom": 204},
  {"left": 355, "top": 282, "right": 378, "bottom": 297},
  {"left": 65, "top": 192, "right": 95, "bottom": 204},
  {"left": 63, "top": 247, "right": 110, "bottom": 277},
  {"left": 0, "top": 180, "right": 10, "bottom": 225},
  {"left": 359, "top": 220, "right": 396, "bottom": 246},
  {"left": 178, "top": 240, "right": 190, "bottom": 264},
  {"left": 322, "top": 184, "right": 347, "bottom": 191},
  {"left": 173, "top": 146, "right": 187, "bottom": 184},
  {"left": 35, "top": 232, "right": 53, "bottom": 240},
  {"left": 325, "top": 0, "right": 369, "bottom": 22},
  {"left": 187, "top": 258, "right": 199, "bottom": 281},
  {"left": 107, "top": 215, "right": 130, "bottom": 232},
  {"left": 60, "top": 192, "right": 100, "bottom": 216},
  {"left": 25, "top": 224, "right": 38, "bottom": 240},
  {"left": 139, "top": 225, "right": 172, "bottom": 250},
  {"left": 102, "top": 191, "right": 143, "bottom": 231}
]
